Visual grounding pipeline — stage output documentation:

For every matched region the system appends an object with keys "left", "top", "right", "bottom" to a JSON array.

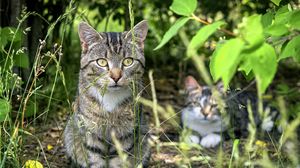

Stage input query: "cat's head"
[
  {"left": 78, "top": 20, "right": 148, "bottom": 92},
  {"left": 184, "top": 76, "right": 224, "bottom": 122}
]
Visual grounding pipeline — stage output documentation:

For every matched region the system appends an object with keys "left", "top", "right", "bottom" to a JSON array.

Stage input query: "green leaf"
[
  {"left": 187, "top": 21, "right": 226, "bottom": 57},
  {"left": 289, "top": 10, "right": 300, "bottom": 30},
  {"left": 243, "top": 71, "right": 255, "bottom": 81},
  {"left": 265, "top": 24, "right": 289, "bottom": 36},
  {"left": 274, "top": 5, "right": 292, "bottom": 25},
  {"left": 270, "top": 0, "right": 282, "bottom": 6},
  {"left": 14, "top": 52, "right": 30, "bottom": 68},
  {"left": 0, "top": 99, "right": 11, "bottom": 122},
  {"left": 261, "top": 12, "right": 273, "bottom": 29},
  {"left": 249, "top": 43, "right": 277, "bottom": 94},
  {"left": 0, "top": 27, "right": 8, "bottom": 48},
  {"left": 238, "top": 55, "right": 252, "bottom": 76},
  {"left": 154, "top": 17, "right": 190, "bottom": 50},
  {"left": 210, "top": 38, "right": 244, "bottom": 88},
  {"left": 1, "top": 27, "right": 22, "bottom": 42},
  {"left": 238, "top": 53, "right": 255, "bottom": 81},
  {"left": 24, "top": 101, "right": 39, "bottom": 118},
  {"left": 209, "top": 42, "right": 223, "bottom": 81},
  {"left": 279, "top": 35, "right": 300, "bottom": 61},
  {"left": 240, "top": 15, "right": 264, "bottom": 50},
  {"left": 170, "top": 0, "right": 197, "bottom": 16}
]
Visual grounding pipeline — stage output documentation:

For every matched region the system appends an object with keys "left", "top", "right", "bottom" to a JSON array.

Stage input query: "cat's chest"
[
  {"left": 187, "top": 120, "right": 223, "bottom": 136},
  {"left": 78, "top": 103, "right": 135, "bottom": 134},
  {"left": 88, "top": 86, "right": 132, "bottom": 112},
  {"left": 182, "top": 111, "right": 224, "bottom": 136}
]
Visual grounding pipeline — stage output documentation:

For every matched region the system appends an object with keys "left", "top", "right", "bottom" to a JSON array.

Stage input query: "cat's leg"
[
  {"left": 68, "top": 135, "right": 107, "bottom": 168},
  {"left": 200, "top": 133, "right": 221, "bottom": 148},
  {"left": 84, "top": 134, "right": 112, "bottom": 168},
  {"left": 86, "top": 152, "right": 106, "bottom": 168},
  {"left": 107, "top": 148, "right": 140, "bottom": 168},
  {"left": 108, "top": 157, "right": 130, "bottom": 168},
  {"left": 64, "top": 119, "right": 91, "bottom": 168},
  {"left": 187, "top": 134, "right": 200, "bottom": 144},
  {"left": 261, "top": 116, "right": 274, "bottom": 132}
]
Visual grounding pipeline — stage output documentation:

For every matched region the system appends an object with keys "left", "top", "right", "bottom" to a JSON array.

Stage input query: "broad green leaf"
[
  {"left": 0, "top": 36, "right": 7, "bottom": 49},
  {"left": 265, "top": 24, "right": 289, "bottom": 36},
  {"left": 243, "top": 71, "right": 255, "bottom": 81},
  {"left": 0, "top": 27, "right": 8, "bottom": 48},
  {"left": 170, "top": 0, "right": 197, "bottom": 16},
  {"left": 270, "top": 0, "right": 282, "bottom": 6},
  {"left": 289, "top": 10, "right": 300, "bottom": 30},
  {"left": 261, "top": 12, "right": 273, "bottom": 29},
  {"left": 14, "top": 52, "right": 30, "bottom": 68},
  {"left": 1, "top": 27, "right": 22, "bottom": 42},
  {"left": 274, "top": 5, "right": 292, "bottom": 25},
  {"left": 187, "top": 21, "right": 226, "bottom": 57},
  {"left": 240, "top": 15, "right": 264, "bottom": 50},
  {"left": 249, "top": 43, "right": 277, "bottom": 94},
  {"left": 209, "top": 42, "right": 224, "bottom": 81},
  {"left": 279, "top": 35, "right": 300, "bottom": 61},
  {"left": 210, "top": 38, "right": 244, "bottom": 88},
  {"left": 238, "top": 53, "right": 255, "bottom": 81},
  {"left": 238, "top": 55, "right": 252, "bottom": 75},
  {"left": 0, "top": 99, "right": 11, "bottom": 122},
  {"left": 154, "top": 17, "right": 190, "bottom": 50},
  {"left": 24, "top": 101, "right": 39, "bottom": 118}
]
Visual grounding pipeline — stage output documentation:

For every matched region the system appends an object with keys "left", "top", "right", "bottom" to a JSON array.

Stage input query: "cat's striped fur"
[{"left": 64, "top": 21, "right": 150, "bottom": 168}]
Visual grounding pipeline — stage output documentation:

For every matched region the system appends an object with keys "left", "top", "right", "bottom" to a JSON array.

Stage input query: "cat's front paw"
[
  {"left": 200, "top": 134, "right": 221, "bottom": 148},
  {"left": 261, "top": 116, "right": 274, "bottom": 132},
  {"left": 186, "top": 135, "right": 200, "bottom": 144}
]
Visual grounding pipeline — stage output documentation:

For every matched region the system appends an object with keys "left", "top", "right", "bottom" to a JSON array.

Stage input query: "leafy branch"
[
  {"left": 191, "top": 14, "right": 236, "bottom": 37},
  {"left": 154, "top": 0, "right": 300, "bottom": 96}
]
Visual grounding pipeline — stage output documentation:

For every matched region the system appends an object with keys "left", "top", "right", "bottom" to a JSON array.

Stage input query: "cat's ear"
[
  {"left": 78, "top": 22, "right": 103, "bottom": 53},
  {"left": 185, "top": 76, "right": 202, "bottom": 93},
  {"left": 124, "top": 20, "right": 148, "bottom": 46}
]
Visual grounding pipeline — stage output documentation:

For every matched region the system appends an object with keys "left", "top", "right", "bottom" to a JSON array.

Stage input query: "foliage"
[
  {"left": 156, "top": 0, "right": 300, "bottom": 95},
  {"left": 0, "top": 27, "right": 29, "bottom": 69},
  {"left": 0, "top": 98, "right": 11, "bottom": 122},
  {"left": 0, "top": 0, "right": 299, "bottom": 167},
  {"left": 154, "top": 17, "right": 191, "bottom": 50},
  {"left": 153, "top": 0, "right": 300, "bottom": 167},
  {"left": 187, "top": 21, "right": 225, "bottom": 57}
]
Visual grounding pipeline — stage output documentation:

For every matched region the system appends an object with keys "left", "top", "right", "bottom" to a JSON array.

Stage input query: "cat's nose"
[
  {"left": 110, "top": 68, "right": 122, "bottom": 83},
  {"left": 202, "top": 112, "right": 212, "bottom": 120},
  {"left": 202, "top": 112, "right": 209, "bottom": 118},
  {"left": 202, "top": 107, "right": 211, "bottom": 117}
]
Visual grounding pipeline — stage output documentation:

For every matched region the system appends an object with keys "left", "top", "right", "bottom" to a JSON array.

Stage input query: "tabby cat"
[
  {"left": 181, "top": 76, "right": 280, "bottom": 148},
  {"left": 64, "top": 20, "right": 150, "bottom": 168}
]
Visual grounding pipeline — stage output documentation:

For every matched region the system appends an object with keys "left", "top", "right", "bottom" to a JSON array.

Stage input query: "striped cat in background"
[
  {"left": 64, "top": 21, "right": 150, "bottom": 168},
  {"left": 181, "top": 76, "right": 280, "bottom": 148}
]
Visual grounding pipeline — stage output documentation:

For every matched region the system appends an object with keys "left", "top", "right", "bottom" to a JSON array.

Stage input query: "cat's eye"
[
  {"left": 96, "top": 58, "right": 108, "bottom": 67},
  {"left": 122, "top": 57, "right": 134, "bottom": 67}
]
